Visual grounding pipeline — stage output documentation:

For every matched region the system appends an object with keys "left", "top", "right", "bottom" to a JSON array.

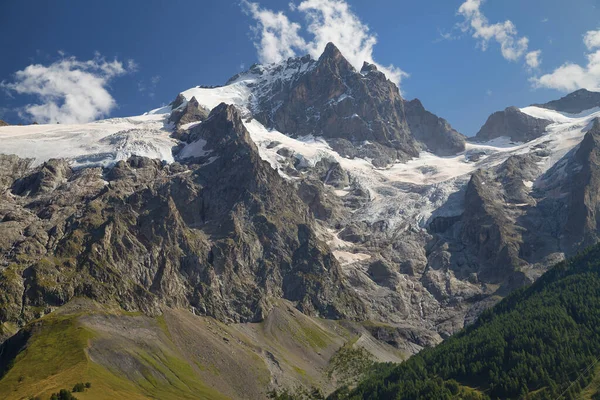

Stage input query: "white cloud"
[
  {"left": 458, "top": 0, "right": 540, "bottom": 67},
  {"left": 241, "top": 0, "right": 307, "bottom": 64},
  {"left": 295, "top": 0, "right": 407, "bottom": 85},
  {"left": 532, "top": 51, "right": 600, "bottom": 92},
  {"left": 241, "top": 0, "right": 407, "bottom": 87},
  {"left": 526, "top": 50, "right": 542, "bottom": 69},
  {"left": 1, "top": 55, "right": 135, "bottom": 124},
  {"left": 584, "top": 29, "right": 600, "bottom": 50},
  {"left": 532, "top": 29, "right": 600, "bottom": 92}
]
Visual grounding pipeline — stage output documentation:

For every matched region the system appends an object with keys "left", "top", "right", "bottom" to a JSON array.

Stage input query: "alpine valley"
[{"left": 1, "top": 43, "right": 600, "bottom": 399}]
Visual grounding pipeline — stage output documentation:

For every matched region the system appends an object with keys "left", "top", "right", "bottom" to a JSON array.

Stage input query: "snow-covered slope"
[
  {"left": 175, "top": 56, "right": 316, "bottom": 117},
  {"left": 178, "top": 83, "right": 253, "bottom": 115},
  {"left": 0, "top": 113, "right": 176, "bottom": 168},
  {"left": 520, "top": 106, "right": 600, "bottom": 170},
  {"left": 240, "top": 103, "right": 600, "bottom": 229}
]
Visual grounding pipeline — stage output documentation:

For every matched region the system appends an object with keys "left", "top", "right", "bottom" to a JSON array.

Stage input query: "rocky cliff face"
[
  {"left": 0, "top": 104, "right": 363, "bottom": 339},
  {"left": 403, "top": 99, "right": 466, "bottom": 156},
  {"left": 0, "top": 121, "right": 8, "bottom": 127},
  {"left": 474, "top": 106, "right": 551, "bottom": 142},
  {"left": 427, "top": 119, "right": 600, "bottom": 297},
  {"left": 549, "top": 118, "right": 600, "bottom": 253},
  {"left": 436, "top": 153, "right": 542, "bottom": 282}
]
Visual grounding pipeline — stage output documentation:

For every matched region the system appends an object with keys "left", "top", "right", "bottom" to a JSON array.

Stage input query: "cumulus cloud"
[
  {"left": 532, "top": 31, "right": 600, "bottom": 92},
  {"left": 458, "top": 0, "right": 541, "bottom": 67},
  {"left": 241, "top": 1, "right": 307, "bottom": 64},
  {"left": 584, "top": 29, "right": 600, "bottom": 50},
  {"left": 1, "top": 54, "right": 135, "bottom": 124},
  {"left": 241, "top": 0, "right": 407, "bottom": 87},
  {"left": 295, "top": 0, "right": 407, "bottom": 85},
  {"left": 526, "top": 50, "right": 542, "bottom": 69}
]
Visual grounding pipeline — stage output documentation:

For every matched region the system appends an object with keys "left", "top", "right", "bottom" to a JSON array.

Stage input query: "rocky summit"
[
  {"left": 533, "top": 88, "right": 600, "bottom": 114},
  {"left": 1, "top": 43, "right": 600, "bottom": 399},
  {"left": 474, "top": 106, "right": 551, "bottom": 142}
]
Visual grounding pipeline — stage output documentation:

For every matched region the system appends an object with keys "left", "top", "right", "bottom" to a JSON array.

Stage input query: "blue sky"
[{"left": 1, "top": 0, "right": 599, "bottom": 135}]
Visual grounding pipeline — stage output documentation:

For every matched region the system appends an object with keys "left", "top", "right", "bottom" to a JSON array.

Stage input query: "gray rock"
[
  {"left": 317, "top": 160, "right": 349, "bottom": 189},
  {"left": 0, "top": 155, "right": 32, "bottom": 191},
  {"left": 560, "top": 118, "right": 600, "bottom": 252},
  {"left": 404, "top": 99, "right": 466, "bottom": 155},
  {"left": 169, "top": 96, "right": 210, "bottom": 135},
  {"left": 534, "top": 88, "right": 600, "bottom": 114},
  {"left": 367, "top": 260, "right": 399, "bottom": 289},
  {"left": 12, "top": 159, "right": 72, "bottom": 197},
  {"left": 474, "top": 106, "right": 551, "bottom": 143}
]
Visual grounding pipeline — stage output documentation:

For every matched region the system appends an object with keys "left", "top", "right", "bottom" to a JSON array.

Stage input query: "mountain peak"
[
  {"left": 208, "top": 102, "right": 236, "bottom": 119},
  {"left": 534, "top": 88, "right": 600, "bottom": 114},
  {"left": 572, "top": 88, "right": 595, "bottom": 95},
  {"left": 169, "top": 95, "right": 209, "bottom": 129},
  {"left": 203, "top": 102, "right": 254, "bottom": 146},
  {"left": 321, "top": 42, "right": 342, "bottom": 58},
  {"left": 360, "top": 61, "right": 378, "bottom": 74},
  {"left": 474, "top": 106, "right": 551, "bottom": 142},
  {"left": 317, "top": 42, "right": 354, "bottom": 72}
]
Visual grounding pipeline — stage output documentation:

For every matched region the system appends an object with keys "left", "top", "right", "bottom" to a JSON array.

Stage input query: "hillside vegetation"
[{"left": 336, "top": 244, "right": 600, "bottom": 400}]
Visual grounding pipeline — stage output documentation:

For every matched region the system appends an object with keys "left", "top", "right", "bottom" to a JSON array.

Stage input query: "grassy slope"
[
  {"left": 0, "top": 309, "right": 228, "bottom": 400},
  {"left": 0, "top": 299, "right": 406, "bottom": 400},
  {"left": 244, "top": 301, "right": 406, "bottom": 392}
]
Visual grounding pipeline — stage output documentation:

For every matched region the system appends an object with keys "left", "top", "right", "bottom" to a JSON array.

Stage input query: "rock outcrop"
[
  {"left": 534, "top": 88, "right": 600, "bottom": 114},
  {"left": 474, "top": 106, "right": 551, "bottom": 142},
  {"left": 404, "top": 99, "right": 466, "bottom": 155},
  {"left": 169, "top": 96, "right": 210, "bottom": 140},
  {"left": 558, "top": 118, "right": 600, "bottom": 252}
]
